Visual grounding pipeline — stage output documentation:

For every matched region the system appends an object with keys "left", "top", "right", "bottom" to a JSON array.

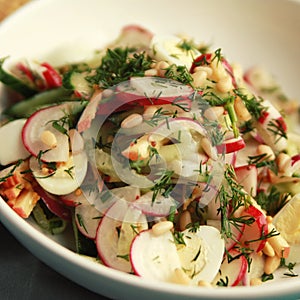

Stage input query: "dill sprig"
[
  {"left": 151, "top": 169, "right": 174, "bottom": 203},
  {"left": 248, "top": 153, "right": 278, "bottom": 174},
  {"left": 87, "top": 48, "right": 152, "bottom": 88},
  {"left": 217, "top": 164, "right": 252, "bottom": 240},
  {"left": 233, "top": 89, "right": 266, "bottom": 120},
  {"left": 255, "top": 186, "right": 291, "bottom": 216},
  {"left": 267, "top": 119, "right": 288, "bottom": 141},
  {"left": 164, "top": 64, "right": 194, "bottom": 85},
  {"left": 176, "top": 39, "right": 198, "bottom": 53}
]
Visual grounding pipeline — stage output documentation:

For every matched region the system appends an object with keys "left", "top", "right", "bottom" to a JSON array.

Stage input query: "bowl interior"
[{"left": 0, "top": 0, "right": 300, "bottom": 299}]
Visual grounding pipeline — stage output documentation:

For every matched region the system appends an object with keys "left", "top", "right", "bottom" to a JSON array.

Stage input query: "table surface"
[
  {"left": 0, "top": 223, "right": 111, "bottom": 300},
  {"left": 0, "top": 1, "right": 110, "bottom": 299}
]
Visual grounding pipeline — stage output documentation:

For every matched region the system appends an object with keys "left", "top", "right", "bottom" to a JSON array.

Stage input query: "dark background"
[{"left": 0, "top": 222, "right": 111, "bottom": 300}]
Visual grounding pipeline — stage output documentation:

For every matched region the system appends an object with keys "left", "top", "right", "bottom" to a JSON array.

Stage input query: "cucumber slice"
[
  {"left": 0, "top": 57, "right": 38, "bottom": 97},
  {"left": 63, "top": 70, "right": 93, "bottom": 98},
  {"left": 3, "top": 87, "right": 74, "bottom": 118}
]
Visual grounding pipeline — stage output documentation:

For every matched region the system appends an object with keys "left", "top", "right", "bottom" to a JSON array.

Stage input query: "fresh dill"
[
  {"left": 280, "top": 258, "right": 298, "bottom": 277},
  {"left": 76, "top": 213, "right": 88, "bottom": 234},
  {"left": 255, "top": 186, "right": 291, "bottom": 216},
  {"left": 87, "top": 48, "right": 153, "bottom": 88},
  {"left": 151, "top": 169, "right": 174, "bottom": 203},
  {"left": 217, "top": 164, "right": 252, "bottom": 240},
  {"left": 173, "top": 231, "right": 186, "bottom": 245},
  {"left": 164, "top": 64, "right": 194, "bottom": 85},
  {"left": 176, "top": 39, "right": 198, "bottom": 53},
  {"left": 64, "top": 166, "right": 75, "bottom": 179},
  {"left": 233, "top": 89, "right": 265, "bottom": 120},
  {"left": 247, "top": 153, "right": 278, "bottom": 174},
  {"left": 267, "top": 119, "right": 288, "bottom": 141}
]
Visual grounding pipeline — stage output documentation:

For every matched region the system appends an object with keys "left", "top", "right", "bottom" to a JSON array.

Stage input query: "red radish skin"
[
  {"left": 224, "top": 151, "right": 237, "bottom": 167},
  {"left": 190, "top": 53, "right": 237, "bottom": 87},
  {"left": 240, "top": 205, "right": 268, "bottom": 253},
  {"left": 95, "top": 199, "right": 132, "bottom": 273},
  {"left": 225, "top": 223, "right": 245, "bottom": 251},
  {"left": 214, "top": 249, "right": 248, "bottom": 286},
  {"left": 115, "top": 77, "right": 194, "bottom": 108},
  {"left": 291, "top": 154, "right": 300, "bottom": 166},
  {"left": 216, "top": 136, "right": 246, "bottom": 154},
  {"left": 60, "top": 191, "right": 86, "bottom": 207},
  {"left": 77, "top": 90, "right": 102, "bottom": 132},
  {"left": 234, "top": 164, "right": 258, "bottom": 196},
  {"left": 21, "top": 103, "right": 72, "bottom": 162},
  {"left": 33, "top": 184, "right": 71, "bottom": 220},
  {"left": 75, "top": 203, "right": 102, "bottom": 239},
  {"left": 41, "top": 62, "right": 62, "bottom": 88}
]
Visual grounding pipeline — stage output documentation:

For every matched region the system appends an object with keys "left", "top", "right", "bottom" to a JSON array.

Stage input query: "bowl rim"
[{"left": 1, "top": 0, "right": 300, "bottom": 299}]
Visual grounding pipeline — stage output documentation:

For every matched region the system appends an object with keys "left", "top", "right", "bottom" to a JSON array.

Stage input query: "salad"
[{"left": 0, "top": 24, "right": 299, "bottom": 287}]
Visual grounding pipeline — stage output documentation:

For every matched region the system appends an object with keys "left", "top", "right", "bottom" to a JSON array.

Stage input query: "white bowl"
[{"left": 0, "top": 0, "right": 300, "bottom": 299}]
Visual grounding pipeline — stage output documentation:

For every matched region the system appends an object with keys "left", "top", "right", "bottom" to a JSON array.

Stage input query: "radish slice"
[
  {"left": 29, "top": 150, "right": 88, "bottom": 195},
  {"left": 213, "top": 249, "right": 248, "bottom": 286},
  {"left": 113, "top": 77, "right": 193, "bottom": 112},
  {"left": 216, "top": 136, "right": 246, "bottom": 154},
  {"left": 22, "top": 102, "right": 81, "bottom": 162},
  {"left": 75, "top": 202, "right": 103, "bottom": 239},
  {"left": 129, "top": 76, "right": 193, "bottom": 103},
  {"left": 60, "top": 191, "right": 85, "bottom": 207},
  {"left": 177, "top": 226, "right": 225, "bottom": 284},
  {"left": 0, "top": 119, "right": 30, "bottom": 165},
  {"left": 254, "top": 100, "right": 288, "bottom": 152},
  {"left": 130, "top": 229, "right": 182, "bottom": 282},
  {"left": 234, "top": 164, "right": 258, "bottom": 197},
  {"left": 206, "top": 219, "right": 245, "bottom": 251},
  {"left": 112, "top": 24, "right": 153, "bottom": 49},
  {"left": 32, "top": 184, "right": 71, "bottom": 220},
  {"left": 96, "top": 199, "right": 132, "bottom": 272},
  {"left": 149, "top": 117, "right": 207, "bottom": 144},
  {"left": 117, "top": 205, "right": 148, "bottom": 261},
  {"left": 110, "top": 185, "right": 140, "bottom": 202},
  {"left": 132, "top": 191, "right": 177, "bottom": 217},
  {"left": 240, "top": 205, "right": 268, "bottom": 253}
]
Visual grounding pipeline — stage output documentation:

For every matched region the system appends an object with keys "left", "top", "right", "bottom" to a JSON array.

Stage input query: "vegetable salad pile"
[{"left": 0, "top": 25, "right": 300, "bottom": 287}]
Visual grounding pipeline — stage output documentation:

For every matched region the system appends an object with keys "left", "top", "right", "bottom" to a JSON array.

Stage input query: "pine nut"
[
  {"left": 143, "top": 106, "right": 158, "bottom": 120},
  {"left": 210, "top": 59, "right": 227, "bottom": 81},
  {"left": 179, "top": 210, "right": 192, "bottom": 231},
  {"left": 264, "top": 255, "right": 281, "bottom": 275},
  {"left": 121, "top": 113, "right": 143, "bottom": 129},
  {"left": 216, "top": 76, "right": 232, "bottom": 93},
  {"left": 256, "top": 144, "right": 275, "bottom": 161},
  {"left": 250, "top": 277, "right": 262, "bottom": 286},
  {"left": 267, "top": 223, "right": 290, "bottom": 258},
  {"left": 262, "top": 241, "right": 275, "bottom": 257},
  {"left": 144, "top": 68, "right": 158, "bottom": 76},
  {"left": 266, "top": 215, "right": 273, "bottom": 224},
  {"left": 277, "top": 153, "right": 291, "bottom": 173},
  {"left": 172, "top": 268, "right": 190, "bottom": 285},
  {"left": 75, "top": 188, "right": 82, "bottom": 196},
  {"left": 155, "top": 61, "right": 170, "bottom": 77},
  {"left": 40, "top": 130, "right": 57, "bottom": 148},
  {"left": 198, "top": 280, "right": 212, "bottom": 287},
  {"left": 201, "top": 137, "right": 217, "bottom": 160},
  {"left": 192, "top": 70, "right": 207, "bottom": 88},
  {"left": 193, "top": 66, "right": 213, "bottom": 77},
  {"left": 152, "top": 220, "right": 174, "bottom": 236},
  {"left": 204, "top": 106, "right": 224, "bottom": 121},
  {"left": 234, "top": 97, "right": 252, "bottom": 121}
]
